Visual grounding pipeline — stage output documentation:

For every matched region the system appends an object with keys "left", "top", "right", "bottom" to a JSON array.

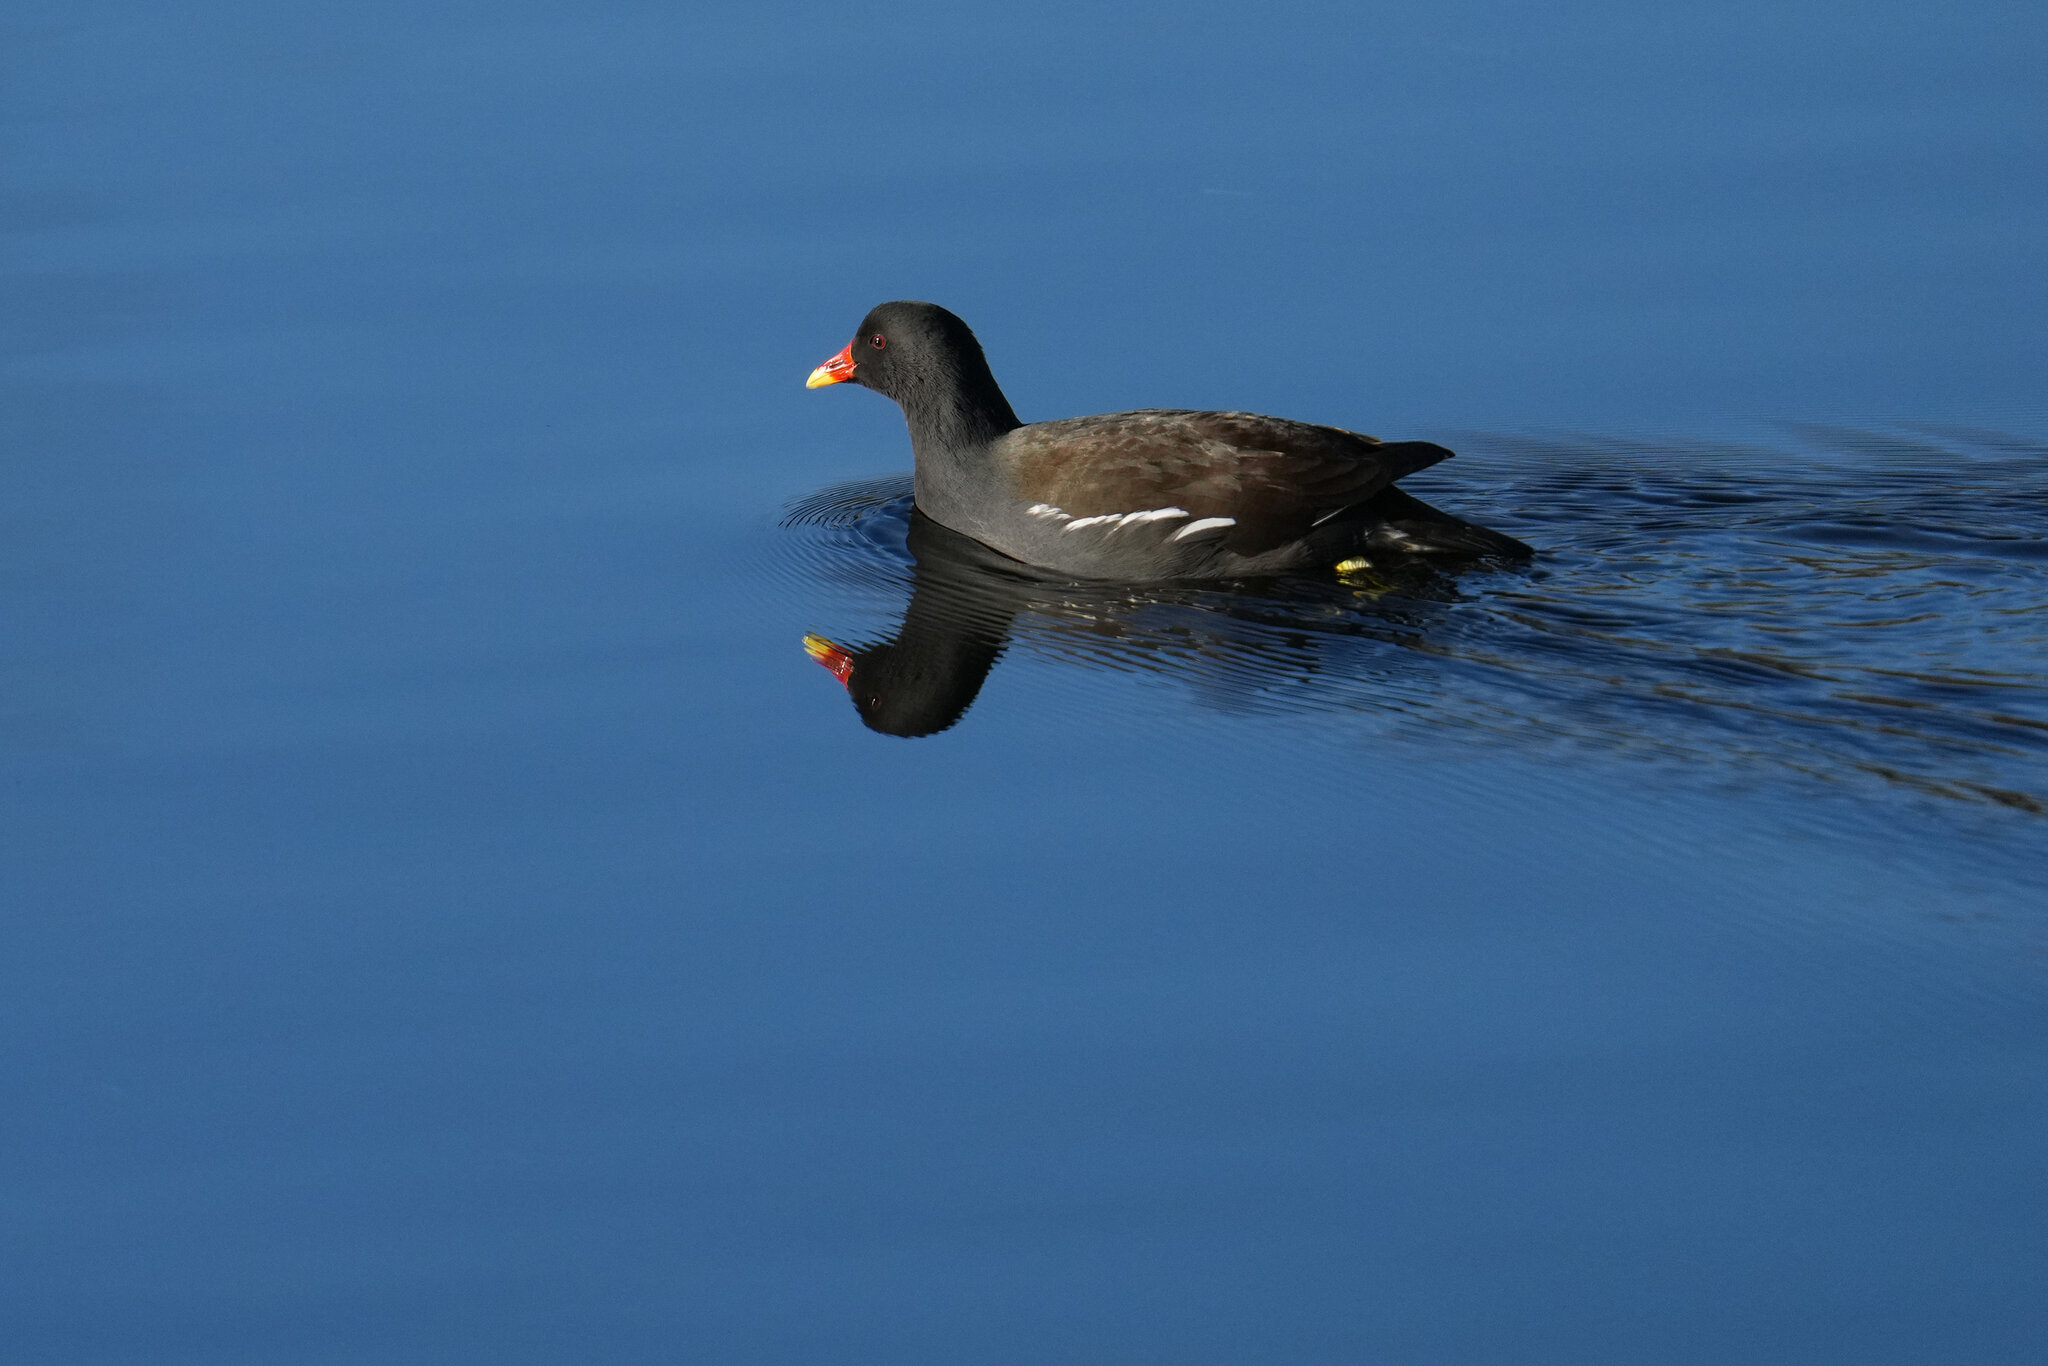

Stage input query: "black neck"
[{"left": 895, "top": 359, "right": 1021, "bottom": 466}]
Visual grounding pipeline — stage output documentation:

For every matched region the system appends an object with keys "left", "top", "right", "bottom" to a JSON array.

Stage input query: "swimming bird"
[{"left": 805, "top": 301, "right": 1528, "bottom": 579}]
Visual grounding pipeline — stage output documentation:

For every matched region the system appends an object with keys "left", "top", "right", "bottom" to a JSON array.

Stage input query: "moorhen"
[{"left": 806, "top": 301, "right": 1529, "bottom": 579}]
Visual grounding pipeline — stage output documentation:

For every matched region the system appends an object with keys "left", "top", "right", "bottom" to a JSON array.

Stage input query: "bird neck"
[
  {"left": 895, "top": 361, "right": 1021, "bottom": 468},
  {"left": 893, "top": 362, "right": 1021, "bottom": 532}
]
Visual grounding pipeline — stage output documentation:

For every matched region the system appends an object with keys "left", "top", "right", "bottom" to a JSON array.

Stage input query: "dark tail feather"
[
  {"left": 1359, "top": 486, "right": 1533, "bottom": 560},
  {"left": 1373, "top": 440, "right": 1457, "bottom": 482}
]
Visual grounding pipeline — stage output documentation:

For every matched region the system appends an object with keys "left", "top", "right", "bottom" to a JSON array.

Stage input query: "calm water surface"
[{"left": 5, "top": 3, "right": 2046, "bottom": 1363}]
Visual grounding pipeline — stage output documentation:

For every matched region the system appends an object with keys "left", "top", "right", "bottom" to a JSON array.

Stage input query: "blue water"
[{"left": 5, "top": 3, "right": 2046, "bottom": 1362}]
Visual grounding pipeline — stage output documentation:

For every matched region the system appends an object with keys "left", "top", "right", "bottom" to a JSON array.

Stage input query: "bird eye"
[{"left": 869, "top": 334, "right": 886, "bottom": 350}]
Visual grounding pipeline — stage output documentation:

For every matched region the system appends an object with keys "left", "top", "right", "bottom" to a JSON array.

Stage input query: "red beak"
[
  {"left": 805, "top": 343, "right": 857, "bottom": 389},
  {"left": 802, "top": 633, "right": 856, "bottom": 686}
]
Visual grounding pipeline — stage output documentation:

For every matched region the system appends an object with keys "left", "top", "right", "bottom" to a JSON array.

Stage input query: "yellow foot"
[{"left": 1334, "top": 557, "right": 1398, "bottom": 596}]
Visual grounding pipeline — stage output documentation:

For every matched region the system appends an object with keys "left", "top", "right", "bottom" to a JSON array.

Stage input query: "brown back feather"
[{"left": 1000, "top": 410, "right": 1451, "bottom": 553}]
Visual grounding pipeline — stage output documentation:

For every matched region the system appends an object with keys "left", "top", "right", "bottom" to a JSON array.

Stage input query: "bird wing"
[{"left": 999, "top": 410, "right": 1453, "bottom": 553}]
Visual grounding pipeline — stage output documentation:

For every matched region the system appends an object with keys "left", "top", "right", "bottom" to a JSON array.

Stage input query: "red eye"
[{"left": 869, "top": 333, "right": 886, "bottom": 350}]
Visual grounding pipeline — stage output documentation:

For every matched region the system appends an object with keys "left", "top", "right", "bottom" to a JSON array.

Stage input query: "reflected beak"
[
  {"left": 803, "top": 633, "right": 856, "bottom": 686},
  {"left": 805, "top": 343, "right": 857, "bottom": 389}
]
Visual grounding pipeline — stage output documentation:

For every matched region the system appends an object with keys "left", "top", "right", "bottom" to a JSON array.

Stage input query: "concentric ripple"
[{"left": 779, "top": 427, "right": 2048, "bottom": 814}]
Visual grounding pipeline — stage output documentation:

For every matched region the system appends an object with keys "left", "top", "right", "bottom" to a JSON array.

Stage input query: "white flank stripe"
[
  {"left": 1027, "top": 503, "right": 1074, "bottom": 521},
  {"left": 1112, "top": 507, "right": 1190, "bottom": 530},
  {"left": 1059, "top": 507, "right": 1192, "bottom": 534},
  {"left": 1171, "top": 517, "right": 1237, "bottom": 541}
]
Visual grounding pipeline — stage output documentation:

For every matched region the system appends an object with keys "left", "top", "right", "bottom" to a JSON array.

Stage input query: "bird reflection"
[
  {"left": 800, "top": 499, "right": 1485, "bottom": 738},
  {"left": 801, "top": 515, "right": 1023, "bottom": 736}
]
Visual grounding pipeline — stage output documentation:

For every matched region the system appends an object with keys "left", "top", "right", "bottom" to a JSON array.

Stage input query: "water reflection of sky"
[{"left": 6, "top": 3, "right": 2047, "bottom": 1363}]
